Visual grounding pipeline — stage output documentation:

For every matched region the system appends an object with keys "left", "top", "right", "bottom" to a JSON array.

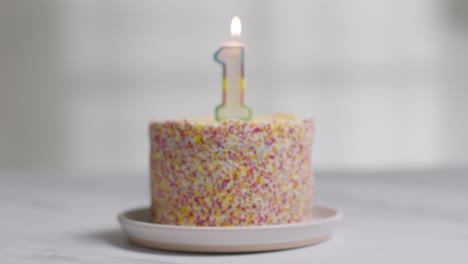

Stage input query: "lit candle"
[{"left": 214, "top": 16, "right": 253, "bottom": 121}]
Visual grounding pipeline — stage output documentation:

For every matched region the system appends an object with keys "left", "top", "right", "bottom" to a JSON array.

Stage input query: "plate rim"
[{"left": 118, "top": 204, "right": 343, "bottom": 231}]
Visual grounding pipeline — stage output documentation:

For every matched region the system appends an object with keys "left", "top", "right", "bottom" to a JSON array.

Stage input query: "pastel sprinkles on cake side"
[{"left": 150, "top": 113, "right": 314, "bottom": 226}]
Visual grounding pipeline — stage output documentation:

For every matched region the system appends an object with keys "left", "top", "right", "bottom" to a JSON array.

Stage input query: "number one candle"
[{"left": 214, "top": 16, "right": 253, "bottom": 121}]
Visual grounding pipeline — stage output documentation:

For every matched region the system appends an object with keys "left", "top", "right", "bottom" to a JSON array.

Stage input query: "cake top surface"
[{"left": 150, "top": 113, "right": 312, "bottom": 127}]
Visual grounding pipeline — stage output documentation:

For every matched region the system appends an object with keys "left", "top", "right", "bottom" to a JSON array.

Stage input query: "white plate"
[{"left": 118, "top": 205, "right": 342, "bottom": 253}]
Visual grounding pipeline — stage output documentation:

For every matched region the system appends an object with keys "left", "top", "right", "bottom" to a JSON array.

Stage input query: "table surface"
[{"left": 1, "top": 170, "right": 467, "bottom": 264}]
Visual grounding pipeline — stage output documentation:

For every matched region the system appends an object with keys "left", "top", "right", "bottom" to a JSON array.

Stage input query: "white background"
[{"left": 0, "top": 0, "right": 467, "bottom": 174}]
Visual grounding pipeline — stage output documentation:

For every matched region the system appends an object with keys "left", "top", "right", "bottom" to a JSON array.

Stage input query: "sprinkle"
[{"left": 181, "top": 206, "right": 190, "bottom": 214}]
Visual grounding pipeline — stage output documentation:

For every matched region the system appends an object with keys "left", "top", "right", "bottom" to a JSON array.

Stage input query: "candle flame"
[{"left": 231, "top": 16, "right": 241, "bottom": 40}]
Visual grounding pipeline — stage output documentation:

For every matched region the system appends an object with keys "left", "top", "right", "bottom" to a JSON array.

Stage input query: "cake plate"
[{"left": 118, "top": 205, "right": 342, "bottom": 253}]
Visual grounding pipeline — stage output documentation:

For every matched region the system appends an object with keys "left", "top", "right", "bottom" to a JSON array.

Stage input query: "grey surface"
[{"left": 1, "top": 170, "right": 467, "bottom": 263}]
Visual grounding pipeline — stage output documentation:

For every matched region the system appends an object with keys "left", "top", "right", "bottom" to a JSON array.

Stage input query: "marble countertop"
[{"left": 1, "top": 169, "right": 467, "bottom": 263}]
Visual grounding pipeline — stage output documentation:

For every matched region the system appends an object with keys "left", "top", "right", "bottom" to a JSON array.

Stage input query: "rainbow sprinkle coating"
[{"left": 149, "top": 113, "right": 315, "bottom": 226}]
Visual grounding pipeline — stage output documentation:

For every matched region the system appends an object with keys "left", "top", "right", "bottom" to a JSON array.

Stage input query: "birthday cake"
[{"left": 149, "top": 113, "right": 315, "bottom": 226}]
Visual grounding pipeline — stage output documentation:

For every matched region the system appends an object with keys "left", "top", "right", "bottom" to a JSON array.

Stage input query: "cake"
[{"left": 149, "top": 113, "right": 315, "bottom": 226}]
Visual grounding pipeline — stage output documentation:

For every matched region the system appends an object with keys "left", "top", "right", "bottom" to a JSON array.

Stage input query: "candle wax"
[{"left": 214, "top": 42, "right": 252, "bottom": 121}]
